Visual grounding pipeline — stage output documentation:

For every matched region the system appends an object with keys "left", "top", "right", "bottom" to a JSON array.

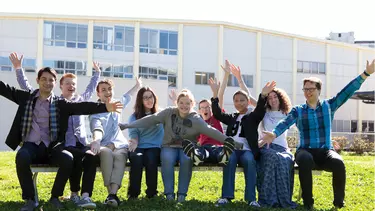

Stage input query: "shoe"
[
  {"left": 218, "top": 138, "right": 235, "bottom": 165},
  {"left": 334, "top": 201, "right": 345, "bottom": 209},
  {"left": 304, "top": 204, "right": 314, "bottom": 210},
  {"left": 165, "top": 194, "right": 175, "bottom": 201},
  {"left": 69, "top": 194, "right": 80, "bottom": 204},
  {"left": 20, "top": 199, "right": 37, "bottom": 211},
  {"left": 177, "top": 195, "right": 186, "bottom": 203},
  {"left": 215, "top": 198, "right": 231, "bottom": 207},
  {"left": 249, "top": 201, "right": 261, "bottom": 208},
  {"left": 104, "top": 194, "right": 120, "bottom": 207},
  {"left": 76, "top": 196, "right": 96, "bottom": 209},
  {"left": 49, "top": 197, "right": 63, "bottom": 209},
  {"left": 182, "top": 139, "right": 205, "bottom": 165}
]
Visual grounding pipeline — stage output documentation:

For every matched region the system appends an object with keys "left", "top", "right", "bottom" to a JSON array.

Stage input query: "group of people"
[{"left": 1, "top": 52, "right": 374, "bottom": 211}]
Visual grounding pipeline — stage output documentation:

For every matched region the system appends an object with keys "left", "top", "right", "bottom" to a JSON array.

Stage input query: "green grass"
[{"left": 0, "top": 151, "right": 374, "bottom": 211}]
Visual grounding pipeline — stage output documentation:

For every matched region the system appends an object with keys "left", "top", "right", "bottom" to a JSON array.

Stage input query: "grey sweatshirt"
[{"left": 126, "top": 107, "right": 228, "bottom": 148}]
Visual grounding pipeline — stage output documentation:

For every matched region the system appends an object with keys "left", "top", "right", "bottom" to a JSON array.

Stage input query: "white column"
[
  {"left": 325, "top": 44, "right": 331, "bottom": 98},
  {"left": 217, "top": 25, "right": 224, "bottom": 81},
  {"left": 255, "top": 32, "right": 262, "bottom": 94},
  {"left": 36, "top": 19, "right": 44, "bottom": 70},
  {"left": 177, "top": 24, "right": 184, "bottom": 91},
  {"left": 357, "top": 50, "right": 363, "bottom": 132},
  {"left": 292, "top": 38, "right": 297, "bottom": 104},
  {"left": 86, "top": 20, "right": 94, "bottom": 77},
  {"left": 133, "top": 22, "right": 140, "bottom": 78}
]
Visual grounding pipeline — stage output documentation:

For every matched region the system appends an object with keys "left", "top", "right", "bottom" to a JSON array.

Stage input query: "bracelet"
[{"left": 363, "top": 71, "right": 370, "bottom": 77}]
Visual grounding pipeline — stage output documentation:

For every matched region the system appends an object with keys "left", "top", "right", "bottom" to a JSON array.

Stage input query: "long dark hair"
[{"left": 134, "top": 87, "right": 158, "bottom": 119}]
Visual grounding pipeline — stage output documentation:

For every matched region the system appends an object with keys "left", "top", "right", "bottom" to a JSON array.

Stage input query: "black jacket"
[
  {"left": 0, "top": 81, "right": 108, "bottom": 151},
  {"left": 211, "top": 93, "right": 266, "bottom": 160}
]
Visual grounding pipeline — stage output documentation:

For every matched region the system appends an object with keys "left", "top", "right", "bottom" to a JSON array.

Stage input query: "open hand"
[{"left": 9, "top": 52, "right": 23, "bottom": 69}]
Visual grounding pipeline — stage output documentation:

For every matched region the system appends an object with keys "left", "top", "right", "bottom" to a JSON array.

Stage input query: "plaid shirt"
[{"left": 273, "top": 75, "right": 365, "bottom": 149}]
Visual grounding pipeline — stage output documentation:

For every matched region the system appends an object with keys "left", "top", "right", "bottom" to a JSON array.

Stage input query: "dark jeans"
[
  {"left": 65, "top": 144, "right": 98, "bottom": 197},
  {"left": 201, "top": 145, "right": 223, "bottom": 164},
  {"left": 127, "top": 147, "right": 160, "bottom": 198},
  {"left": 295, "top": 148, "right": 346, "bottom": 206}
]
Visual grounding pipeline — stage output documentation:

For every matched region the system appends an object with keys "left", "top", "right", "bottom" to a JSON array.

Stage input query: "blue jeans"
[
  {"left": 222, "top": 150, "right": 257, "bottom": 202},
  {"left": 161, "top": 147, "right": 192, "bottom": 197}
]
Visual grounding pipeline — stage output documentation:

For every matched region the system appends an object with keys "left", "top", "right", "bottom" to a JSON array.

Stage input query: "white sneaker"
[
  {"left": 249, "top": 201, "right": 261, "bottom": 207},
  {"left": 69, "top": 194, "right": 80, "bottom": 204},
  {"left": 76, "top": 196, "right": 96, "bottom": 209},
  {"left": 215, "top": 198, "right": 230, "bottom": 207}
]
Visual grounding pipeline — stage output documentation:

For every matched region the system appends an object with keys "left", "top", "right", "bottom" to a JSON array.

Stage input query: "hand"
[
  {"left": 262, "top": 131, "right": 276, "bottom": 145},
  {"left": 93, "top": 61, "right": 101, "bottom": 72},
  {"left": 9, "top": 52, "right": 23, "bottom": 69},
  {"left": 118, "top": 123, "right": 129, "bottom": 130},
  {"left": 105, "top": 101, "right": 123, "bottom": 113},
  {"left": 169, "top": 89, "right": 177, "bottom": 102},
  {"left": 261, "top": 81, "right": 276, "bottom": 96},
  {"left": 365, "top": 59, "right": 375, "bottom": 75},
  {"left": 135, "top": 76, "right": 142, "bottom": 88},
  {"left": 128, "top": 139, "right": 138, "bottom": 152},
  {"left": 208, "top": 77, "right": 221, "bottom": 98},
  {"left": 220, "top": 59, "right": 231, "bottom": 74},
  {"left": 332, "top": 140, "right": 341, "bottom": 151},
  {"left": 229, "top": 64, "right": 242, "bottom": 80},
  {"left": 107, "top": 143, "right": 115, "bottom": 151},
  {"left": 90, "top": 140, "right": 100, "bottom": 155}
]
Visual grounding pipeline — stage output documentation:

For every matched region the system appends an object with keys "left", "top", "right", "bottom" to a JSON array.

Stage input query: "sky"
[{"left": 0, "top": 0, "right": 374, "bottom": 41}]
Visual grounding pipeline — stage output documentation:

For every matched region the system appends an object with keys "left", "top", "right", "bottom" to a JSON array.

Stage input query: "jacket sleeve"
[
  {"left": 59, "top": 99, "right": 108, "bottom": 116},
  {"left": 211, "top": 97, "right": 233, "bottom": 125},
  {"left": 0, "top": 80, "right": 29, "bottom": 105}
]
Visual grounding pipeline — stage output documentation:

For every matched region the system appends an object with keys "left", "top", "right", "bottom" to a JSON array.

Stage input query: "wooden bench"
[{"left": 30, "top": 163, "right": 322, "bottom": 205}]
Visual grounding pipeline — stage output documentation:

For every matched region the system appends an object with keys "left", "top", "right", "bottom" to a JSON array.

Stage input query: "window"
[
  {"left": 297, "top": 60, "right": 326, "bottom": 74},
  {"left": 44, "top": 21, "right": 88, "bottom": 48},
  {"left": 227, "top": 74, "right": 253, "bottom": 88},
  {"left": 0, "top": 57, "right": 36, "bottom": 72},
  {"left": 44, "top": 60, "right": 87, "bottom": 75},
  {"left": 139, "top": 66, "right": 177, "bottom": 87},
  {"left": 140, "top": 28, "right": 178, "bottom": 55},
  {"left": 195, "top": 72, "right": 215, "bottom": 85},
  {"left": 94, "top": 25, "right": 134, "bottom": 52},
  {"left": 100, "top": 64, "right": 133, "bottom": 78}
]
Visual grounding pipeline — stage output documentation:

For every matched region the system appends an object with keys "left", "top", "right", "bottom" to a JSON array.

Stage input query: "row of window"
[
  {"left": 139, "top": 66, "right": 177, "bottom": 87},
  {"left": 43, "top": 21, "right": 178, "bottom": 55},
  {"left": 332, "top": 120, "right": 374, "bottom": 133},
  {"left": 44, "top": 60, "right": 87, "bottom": 75},
  {"left": 297, "top": 60, "right": 326, "bottom": 74},
  {"left": 0, "top": 57, "right": 36, "bottom": 72},
  {"left": 195, "top": 71, "right": 253, "bottom": 88}
]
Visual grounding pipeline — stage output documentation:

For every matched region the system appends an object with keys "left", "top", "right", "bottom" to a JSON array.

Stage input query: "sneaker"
[
  {"left": 334, "top": 201, "right": 345, "bottom": 209},
  {"left": 49, "top": 197, "right": 63, "bottom": 209},
  {"left": 177, "top": 195, "right": 186, "bottom": 203},
  {"left": 218, "top": 138, "right": 235, "bottom": 165},
  {"left": 104, "top": 194, "right": 120, "bottom": 207},
  {"left": 76, "top": 196, "right": 96, "bottom": 209},
  {"left": 69, "top": 194, "right": 80, "bottom": 204},
  {"left": 215, "top": 198, "right": 230, "bottom": 207},
  {"left": 20, "top": 199, "right": 37, "bottom": 211},
  {"left": 182, "top": 139, "right": 205, "bottom": 165},
  {"left": 249, "top": 201, "right": 261, "bottom": 208},
  {"left": 165, "top": 194, "right": 175, "bottom": 201}
]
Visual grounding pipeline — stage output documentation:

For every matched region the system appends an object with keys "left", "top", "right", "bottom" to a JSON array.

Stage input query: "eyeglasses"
[
  {"left": 199, "top": 106, "right": 211, "bottom": 110},
  {"left": 302, "top": 88, "right": 317, "bottom": 93},
  {"left": 142, "top": 96, "right": 154, "bottom": 101}
]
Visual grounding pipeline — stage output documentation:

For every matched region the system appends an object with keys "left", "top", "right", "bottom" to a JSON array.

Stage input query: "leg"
[
  {"left": 128, "top": 148, "right": 145, "bottom": 198},
  {"left": 160, "top": 147, "right": 178, "bottom": 198},
  {"left": 65, "top": 146, "right": 84, "bottom": 195},
  {"left": 144, "top": 148, "right": 161, "bottom": 198},
  {"left": 50, "top": 149, "right": 74, "bottom": 198},
  {"left": 295, "top": 149, "right": 315, "bottom": 207},
  {"left": 81, "top": 152, "right": 99, "bottom": 197},
  {"left": 99, "top": 147, "right": 114, "bottom": 189},
  {"left": 239, "top": 151, "right": 257, "bottom": 203},
  {"left": 177, "top": 148, "right": 193, "bottom": 199},
  {"left": 110, "top": 148, "right": 128, "bottom": 193},
  {"left": 221, "top": 150, "right": 239, "bottom": 200}
]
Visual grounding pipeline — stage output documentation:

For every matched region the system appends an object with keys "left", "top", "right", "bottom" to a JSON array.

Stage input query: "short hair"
[
  {"left": 37, "top": 67, "right": 57, "bottom": 81},
  {"left": 96, "top": 79, "right": 115, "bottom": 92},
  {"left": 233, "top": 90, "right": 249, "bottom": 100},
  {"left": 198, "top": 99, "right": 211, "bottom": 109},
  {"left": 177, "top": 89, "right": 195, "bottom": 104},
  {"left": 60, "top": 73, "right": 77, "bottom": 85},
  {"left": 303, "top": 77, "right": 322, "bottom": 90}
]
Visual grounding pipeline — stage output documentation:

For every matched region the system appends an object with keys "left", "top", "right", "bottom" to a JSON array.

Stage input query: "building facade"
[{"left": 0, "top": 13, "right": 374, "bottom": 150}]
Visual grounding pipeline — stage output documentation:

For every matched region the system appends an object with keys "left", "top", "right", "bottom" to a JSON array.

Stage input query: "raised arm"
[
  {"left": 251, "top": 81, "right": 276, "bottom": 121},
  {"left": 80, "top": 61, "right": 101, "bottom": 101},
  {"left": 328, "top": 59, "right": 374, "bottom": 112},
  {"left": 230, "top": 64, "right": 257, "bottom": 107},
  {"left": 119, "top": 107, "right": 170, "bottom": 130},
  {"left": 209, "top": 77, "right": 233, "bottom": 125},
  {"left": 9, "top": 52, "right": 34, "bottom": 92},
  {"left": 217, "top": 60, "right": 231, "bottom": 109},
  {"left": 120, "top": 77, "right": 142, "bottom": 109}
]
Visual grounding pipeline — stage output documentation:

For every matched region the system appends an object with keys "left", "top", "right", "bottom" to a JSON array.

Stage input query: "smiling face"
[
  {"left": 198, "top": 101, "right": 212, "bottom": 120},
  {"left": 303, "top": 81, "right": 320, "bottom": 104},
  {"left": 60, "top": 77, "right": 77, "bottom": 99},
  {"left": 233, "top": 93, "right": 248, "bottom": 114},
  {"left": 36, "top": 72, "right": 56, "bottom": 95},
  {"left": 142, "top": 91, "right": 155, "bottom": 111},
  {"left": 97, "top": 82, "right": 114, "bottom": 103},
  {"left": 267, "top": 91, "right": 280, "bottom": 111},
  {"left": 177, "top": 96, "right": 193, "bottom": 117}
]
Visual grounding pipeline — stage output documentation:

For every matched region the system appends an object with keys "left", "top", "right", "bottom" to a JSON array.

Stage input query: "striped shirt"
[{"left": 273, "top": 75, "right": 365, "bottom": 149}]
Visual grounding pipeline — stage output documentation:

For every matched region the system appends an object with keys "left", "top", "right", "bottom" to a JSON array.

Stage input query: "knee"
[
  {"left": 161, "top": 152, "right": 175, "bottom": 166},
  {"left": 295, "top": 150, "right": 313, "bottom": 168},
  {"left": 58, "top": 150, "right": 74, "bottom": 169},
  {"left": 331, "top": 159, "right": 346, "bottom": 173},
  {"left": 16, "top": 150, "right": 31, "bottom": 166},
  {"left": 130, "top": 153, "right": 143, "bottom": 166}
]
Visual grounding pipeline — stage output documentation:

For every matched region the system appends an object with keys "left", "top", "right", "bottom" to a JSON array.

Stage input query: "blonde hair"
[{"left": 177, "top": 89, "right": 195, "bottom": 105}]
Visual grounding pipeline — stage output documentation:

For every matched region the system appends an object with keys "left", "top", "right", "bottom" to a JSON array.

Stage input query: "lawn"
[{"left": 0, "top": 151, "right": 373, "bottom": 211}]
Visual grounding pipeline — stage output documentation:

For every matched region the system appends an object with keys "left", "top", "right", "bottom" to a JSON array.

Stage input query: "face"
[
  {"left": 60, "top": 77, "right": 77, "bottom": 97},
  {"left": 198, "top": 101, "right": 212, "bottom": 120},
  {"left": 142, "top": 91, "right": 155, "bottom": 110},
  {"left": 233, "top": 94, "right": 248, "bottom": 114},
  {"left": 177, "top": 96, "right": 193, "bottom": 116},
  {"left": 303, "top": 81, "right": 320, "bottom": 103},
  {"left": 36, "top": 72, "right": 56, "bottom": 94},
  {"left": 97, "top": 83, "right": 114, "bottom": 103},
  {"left": 267, "top": 91, "right": 280, "bottom": 110}
]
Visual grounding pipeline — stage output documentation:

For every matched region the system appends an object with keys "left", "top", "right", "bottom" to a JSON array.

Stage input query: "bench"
[{"left": 30, "top": 164, "right": 322, "bottom": 205}]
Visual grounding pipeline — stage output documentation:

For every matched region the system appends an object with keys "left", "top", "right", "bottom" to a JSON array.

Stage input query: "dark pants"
[
  {"left": 295, "top": 148, "right": 346, "bottom": 206},
  {"left": 201, "top": 145, "right": 223, "bottom": 164},
  {"left": 65, "top": 144, "right": 98, "bottom": 197},
  {"left": 127, "top": 147, "right": 160, "bottom": 198}
]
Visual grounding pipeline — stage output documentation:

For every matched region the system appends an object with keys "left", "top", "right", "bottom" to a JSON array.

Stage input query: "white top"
[
  {"left": 232, "top": 114, "right": 250, "bottom": 150},
  {"left": 262, "top": 111, "right": 288, "bottom": 149}
]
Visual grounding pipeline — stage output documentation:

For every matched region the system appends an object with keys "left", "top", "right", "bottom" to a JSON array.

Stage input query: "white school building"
[{"left": 0, "top": 12, "right": 374, "bottom": 151}]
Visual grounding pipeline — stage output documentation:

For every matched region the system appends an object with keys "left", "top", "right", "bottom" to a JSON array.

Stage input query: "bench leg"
[{"left": 32, "top": 172, "right": 39, "bottom": 207}]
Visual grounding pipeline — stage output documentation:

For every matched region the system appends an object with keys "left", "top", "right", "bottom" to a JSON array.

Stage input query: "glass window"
[
  {"left": 125, "top": 27, "right": 134, "bottom": 47},
  {"left": 43, "top": 60, "right": 55, "bottom": 68},
  {"left": 169, "top": 32, "right": 178, "bottom": 50},
  {"left": 311, "top": 62, "right": 318, "bottom": 74},
  {"left": 54, "top": 23, "right": 66, "bottom": 40},
  {"left": 66, "top": 24, "right": 77, "bottom": 42},
  {"left": 0, "top": 57, "right": 9, "bottom": 65},
  {"left": 149, "top": 30, "right": 158, "bottom": 53},
  {"left": 44, "top": 21, "right": 54, "bottom": 40},
  {"left": 103, "top": 27, "right": 113, "bottom": 50},
  {"left": 159, "top": 31, "right": 168, "bottom": 49},
  {"left": 44, "top": 21, "right": 87, "bottom": 49},
  {"left": 195, "top": 72, "right": 202, "bottom": 84},
  {"left": 297, "top": 61, "right": 303, "bottom": 72},
  {"left": 243, "top": 75, "right": 253, "bottom": 88},
  {"left": 319, "top": 63, "right": 326, "bottom": 74},
  {"left": 303, "top": 61, "right": 310, "bottom": 73},
  {"left": 114, "top": 26, "right": 124, "bottom": 45},
  {"left": 55, "top": 61, "right": 65, "bottom": 69},
  {"left": 77, "top": 25, "right": 88, "bottom": 43},
  {"left": 93, "top": 26, "right": 103, "bottom": 44},
  {"left": 140, "top": 29, "right": 149, "bottom": 48},
  {"left": 65, "top": 61, "right": 76, "bottom": 69},
  {"left": 23, "top": 59, "right": 36, "bottom": 67}
]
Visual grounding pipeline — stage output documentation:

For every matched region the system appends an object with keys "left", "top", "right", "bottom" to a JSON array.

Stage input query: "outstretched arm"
[
  {"left": 119, "top": 108, "right": 170, "bottom": 130},
  {"left": 81, "top": 61, "right": 101, "bottom": 101},
  {"left": 61, "top": 99, "right": 123, "bottom": 116},
  {"left": 9, "top": 52, "right": 34, "bottom": 92}
]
